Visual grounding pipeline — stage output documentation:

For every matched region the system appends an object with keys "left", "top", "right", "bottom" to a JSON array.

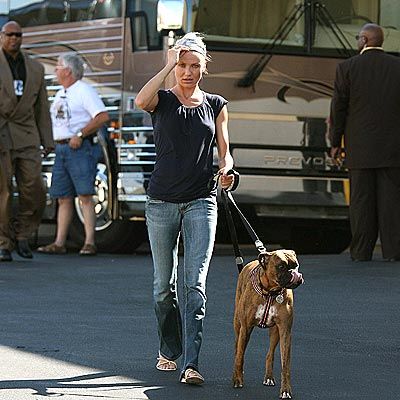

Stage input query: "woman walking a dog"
[{"left": 135, "top": 32, "right": 235, "bottom": 385}]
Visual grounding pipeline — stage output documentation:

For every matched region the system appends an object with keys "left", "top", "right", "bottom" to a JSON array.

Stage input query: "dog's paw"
[
  {"left": 263, "top": 378, "right": 275, "bottom": 386},
  {"left": 232, "top": 378, "right": 244, "bottom": 388},
  {"left": 280, "top": 391, "right": 292, "bottom": 399}
]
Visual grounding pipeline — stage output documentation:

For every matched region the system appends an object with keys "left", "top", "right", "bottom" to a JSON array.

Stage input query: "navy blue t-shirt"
[{"left": 148, "top": 89, "right": 228, "bottom": 203}]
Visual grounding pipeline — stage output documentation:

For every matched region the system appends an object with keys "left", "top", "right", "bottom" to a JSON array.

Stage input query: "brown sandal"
[
  {"left": 37, "top": 243, "right": 67, "bottom": 254},
  {"left": 79, "top": 243, "right": 97, "bottom": 256}
]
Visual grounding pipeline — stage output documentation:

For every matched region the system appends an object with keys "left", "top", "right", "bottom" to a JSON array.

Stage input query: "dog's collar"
[
  {"left": 250, "top": 265, "right": 284, "bottom": 300},
  {"left": 250, "top": 265, "right": 285, "bottom": 329}
]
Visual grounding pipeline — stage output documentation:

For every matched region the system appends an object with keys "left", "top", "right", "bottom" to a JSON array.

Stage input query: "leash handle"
[
  {"left": 224, "top": 169, "right": 240, "bottom": 192},
  {"left": 208, "top": 169, "right": 240, "bottom": 192}
]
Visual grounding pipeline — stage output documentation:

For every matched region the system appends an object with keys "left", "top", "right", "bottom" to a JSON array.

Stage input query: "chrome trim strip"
[
  {"left": 45, "top": 71, "right": 122, "bottom": 80},
  {"left": 120, "top": 127, "right": 153, "bottom": 132},
  {"left": 23, "top": 36, "right": 122, "bottom": 49},
  {"left": 230, "top": 112, "right": 298, "bottom": 122},
  {"left": 119, "top": 161, "right": 155, "bottom": 166},
  {"left": 235, "top": 174, "right": 348, "bottom": 182},
  {"left": 46, "top": 82, "right": 121, "bottom": 90},
  {"left": 118, "top": 143, "right": 155, "bottom": 148},
  {"left": 48, "top": 94, "right": 122, "bottom": 101},
  {"left": 29, "top": 47, "right": 122, "bottom": 59},
  {"left": 22, "top": 23, "right": 123, "bottom": 38}
]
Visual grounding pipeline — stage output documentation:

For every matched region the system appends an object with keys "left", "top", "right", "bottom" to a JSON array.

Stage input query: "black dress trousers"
[{"left": 349, "top": 168, "right": 400, "bottom": 260}]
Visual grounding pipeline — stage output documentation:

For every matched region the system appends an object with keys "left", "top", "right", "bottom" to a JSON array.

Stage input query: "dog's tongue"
[{"left": 290, "top": 270, "right": 304, "bottom": 285}]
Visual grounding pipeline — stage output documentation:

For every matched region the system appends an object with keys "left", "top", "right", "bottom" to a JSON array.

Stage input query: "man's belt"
[
  {"left": 55, "top": 135, "right": 96, "bottom": 145},
  {"left": 54, "top": 139, "right": 70, "bottom": 145}
]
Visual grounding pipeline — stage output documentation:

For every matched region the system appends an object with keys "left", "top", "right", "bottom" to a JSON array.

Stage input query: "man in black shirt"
[
  {"left": 3, "top": 43, "right": 26, "bottom": 99},
  {"left": 0, "top": 21, "right": 53, "bottom": 262}
]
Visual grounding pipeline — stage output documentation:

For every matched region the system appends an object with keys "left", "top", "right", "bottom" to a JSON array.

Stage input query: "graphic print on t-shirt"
[{"left": 52, "top": 95, "right": 71, "bottom": 128}]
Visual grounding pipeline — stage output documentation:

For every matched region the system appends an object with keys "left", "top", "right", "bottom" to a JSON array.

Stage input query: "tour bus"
[{"left": 3, "top": 0, "right": 400, "bottom": 253}]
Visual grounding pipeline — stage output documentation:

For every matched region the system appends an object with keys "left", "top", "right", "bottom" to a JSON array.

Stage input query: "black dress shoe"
[
  {"left": 0, "top": 249, "right": 12, "bottom": 262},
  {"left": 16, "top": 239, "right": 33, "bottom": 259},
  {"left": 387, "top": 258, "right": 400, "bottom": 262},
  {"left": 351, "top": 257, "right": 371, "bottom": 262}
]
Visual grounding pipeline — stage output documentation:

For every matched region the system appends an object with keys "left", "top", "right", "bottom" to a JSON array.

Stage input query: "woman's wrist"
[{"left": 163, "top": 63, "right": 176, "bottom": 76}]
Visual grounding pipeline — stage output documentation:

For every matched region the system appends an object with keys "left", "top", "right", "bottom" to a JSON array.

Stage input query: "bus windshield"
[
  {"left": 8, "top": 0, "right": 122, "bottom": 27},
  {"left": 190, "top": 0, "right": 400, "bottom": 55}
]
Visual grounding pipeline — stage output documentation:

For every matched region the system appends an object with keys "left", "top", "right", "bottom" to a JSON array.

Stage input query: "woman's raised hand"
[{"left": 167, "top": 45, "right": 189, "bottom": 67}]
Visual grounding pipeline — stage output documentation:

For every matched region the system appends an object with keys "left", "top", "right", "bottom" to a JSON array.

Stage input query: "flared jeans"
[{"left": 145, "top": 195, "right": 217, "bottom": 373}]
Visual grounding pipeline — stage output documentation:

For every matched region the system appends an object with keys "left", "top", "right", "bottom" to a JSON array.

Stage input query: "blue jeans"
[{"left": 145, "top": 195, "right": 218, "bottom": 373}]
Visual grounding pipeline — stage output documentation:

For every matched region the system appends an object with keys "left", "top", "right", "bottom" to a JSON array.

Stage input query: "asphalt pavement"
[{"left": 0, "top": 243, "right": 399, "bottom": 400}]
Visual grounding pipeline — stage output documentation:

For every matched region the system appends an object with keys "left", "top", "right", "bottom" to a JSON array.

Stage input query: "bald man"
[
  {"left": 330, "top": 24, "right": 400, "bottom": 262},
  {"left": 0, "top": 21, "right": 53, "bottom": 261}
]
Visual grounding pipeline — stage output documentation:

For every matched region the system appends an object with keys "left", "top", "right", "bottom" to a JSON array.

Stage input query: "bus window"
[
  {"left": 87, "top": 0, "right": 121, "bottom": 20},
  {"left": 316, "top": 0, "right": 400, "bottom": 54},
  {"left": 0, "top": 0, "right": 8, "bottom": 26},
  {"left": 127, "top": 0, "right": 161, "bottom": 51},
  {"left": 67, "top": 0, "right": 120, "bottom": 22},
  {"left": 9, "top": 0, "right": 69, "bottom": 27},
  {"left": 381, "top": 0, "right": 400, "bottom": 30},
  {"left": 190, "top": 0, "right": 400, "bottom": 56},
  {"left": 192, "top": 0, "right": 305, "bottom": 51}
]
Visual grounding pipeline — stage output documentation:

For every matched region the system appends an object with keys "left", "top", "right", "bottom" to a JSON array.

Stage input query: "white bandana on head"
[{"left": 175, "top": 32, "right": 207, "bottom": 57}]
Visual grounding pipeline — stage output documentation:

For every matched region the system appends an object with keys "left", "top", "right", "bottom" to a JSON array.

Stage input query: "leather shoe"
[
  {"left": 0, "top": 249, "right": 12, "bottom": 262},
  {"left": 351, "top": 257, "right": 371, "bottom": 262},
  {"left": 387, "top": 258, "right": 400, "bottom": 262},
  {"left": 16, "top": 239, "right": 33, "bottom": 259}
]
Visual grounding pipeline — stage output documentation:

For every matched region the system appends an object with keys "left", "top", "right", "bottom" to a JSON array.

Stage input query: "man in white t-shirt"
[{"left": 38, "top": 54, "right": 109, "bottom": 256}]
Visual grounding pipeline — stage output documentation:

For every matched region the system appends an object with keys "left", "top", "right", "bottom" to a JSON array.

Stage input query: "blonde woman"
[{"left": 135, "top": 32, "right": 235, "bottom": 384}]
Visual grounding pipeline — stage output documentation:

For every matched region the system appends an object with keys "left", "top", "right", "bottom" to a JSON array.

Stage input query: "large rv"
[{"left": 4, "top": 0, "right": 400, "bottom": 253}]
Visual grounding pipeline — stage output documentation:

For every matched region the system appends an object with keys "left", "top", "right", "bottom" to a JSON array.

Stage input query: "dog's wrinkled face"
[{"left": 258, "top": 249, "right": 304, "bottom": 290}]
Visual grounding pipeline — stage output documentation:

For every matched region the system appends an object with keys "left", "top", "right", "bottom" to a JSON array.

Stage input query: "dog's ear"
[
  {"left": 288, "top": 250, "right": 297, "bottom": 258},
  {"left": 286, "top": 250, "right": 299, "bottom": 267},
  {"left": 258, "top": 252, "right": 272, "bottom": 269}
]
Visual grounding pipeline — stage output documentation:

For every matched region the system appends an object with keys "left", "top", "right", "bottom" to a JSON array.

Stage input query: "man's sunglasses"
[
  {"left": 1, "top": 31, "right": 23, "bottom": 38},
  {"left": 355, "top": 34, "right": 365, "bottom": 40}
]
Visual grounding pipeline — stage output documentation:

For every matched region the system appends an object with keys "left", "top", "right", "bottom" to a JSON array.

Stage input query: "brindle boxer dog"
[{"left": 232, "top": 249, "right": 304, "bottom": 399}]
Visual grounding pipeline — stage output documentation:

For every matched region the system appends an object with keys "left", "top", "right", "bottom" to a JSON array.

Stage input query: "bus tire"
[{"left": 69, "top": 213, "right": 147, "bottom": 253}]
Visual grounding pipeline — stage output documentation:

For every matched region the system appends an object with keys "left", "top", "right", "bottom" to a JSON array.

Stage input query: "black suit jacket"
[{"left": 330, "top": 49, "right": 400, "bottom": 169}]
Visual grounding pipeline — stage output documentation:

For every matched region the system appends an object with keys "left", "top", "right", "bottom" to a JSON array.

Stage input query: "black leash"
[
  {"left": 222, "top": 190, "right": 267, "bottom": 273},
  {"left": 216, "top": 169, "right": 266, "bottom": 273},
  {"left": 221, "top": 189, "right": 244, "bottom": 272}
]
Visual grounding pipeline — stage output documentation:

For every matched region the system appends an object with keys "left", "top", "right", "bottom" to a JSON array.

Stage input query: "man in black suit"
[{"left": 330, "top": 24, "right": 400, "bottom": 262}]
